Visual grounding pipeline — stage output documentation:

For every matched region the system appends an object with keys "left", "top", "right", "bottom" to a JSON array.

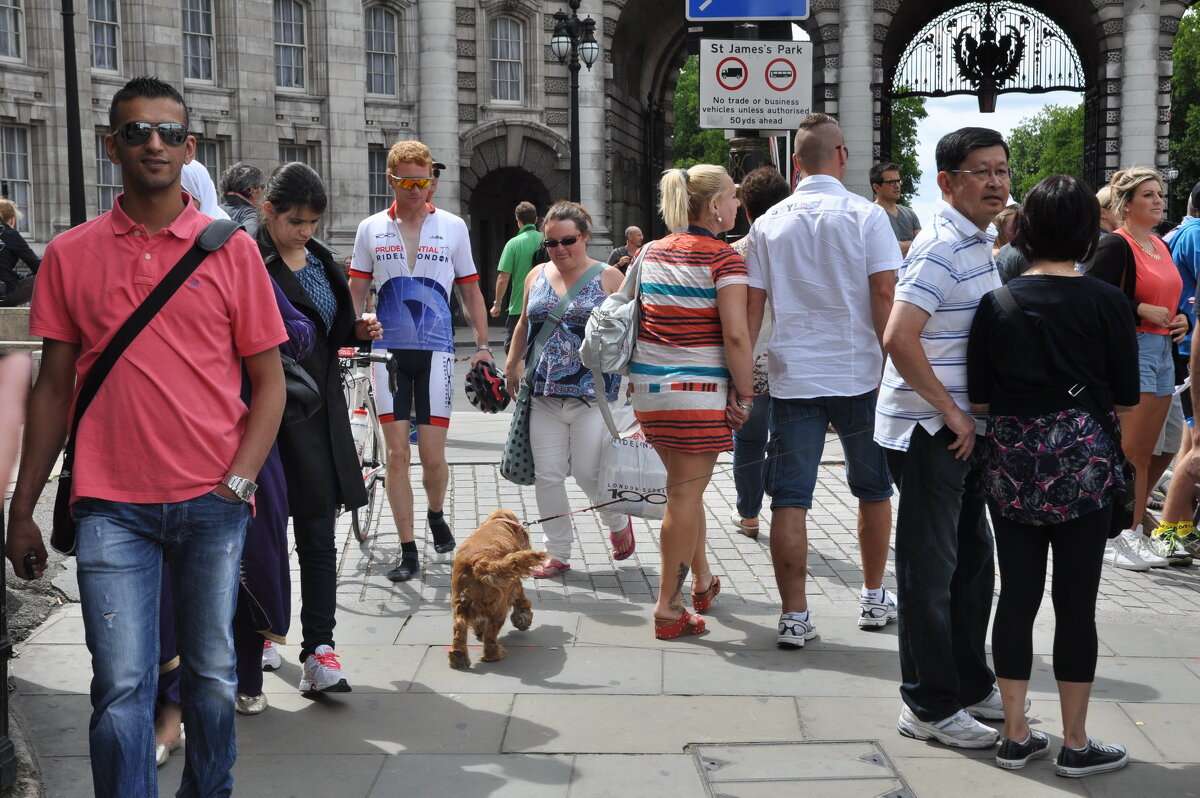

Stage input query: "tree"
[
  {"left": 671, "top": 55, "right": 729, "bottom": 168},
  {"left": 1006, "top": 104, "right": 1084, "bottom": 201},
  {"left": 1170, "top": 9, "right": 1200, "bottom": 215},
  {"left": 890, "top": 94, "right": 928, "bottom": 204}
]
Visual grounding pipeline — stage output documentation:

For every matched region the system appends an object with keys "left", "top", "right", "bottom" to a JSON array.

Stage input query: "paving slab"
[
  {"left": 233, "top": 691, "right": 518, "bottom": 755},
  {"left": 1078, "top": 762, "right": 1200, "bottom": 797},
  {"left": 568, "top": 754, "right": 706, "bottom": 797},
  {"left": 503, "top": 695, "right": 800, "bottom": 754},
  {"left": 891, "top": 755, "right": 1090, "bottom": 797},
  {"left": 255, "top": 644, "right": 426, "bottom": 694},
  {"left": 1114, "top": 703, "right": 1200, "bottom": 763},
  {"left": 1093, "top": 623, "right": 1200, "bottom": 659},
  {"left": 663, "top": 648, "right": 900, "bottom": 698},
  {"left": 410, "top": 645, "right": 663, "bottom": 695},
  {"left": 394, "top": 610, "right": 582, "bottom": 647},
  {"left": 368, "top": 754, "right": 571, "bottom": 798},
  {"left": 11, "top": 643, "right": 91, "bottom": 695},
  {"left": 796, "top": 697, "right": 999, "bottom": 761}
]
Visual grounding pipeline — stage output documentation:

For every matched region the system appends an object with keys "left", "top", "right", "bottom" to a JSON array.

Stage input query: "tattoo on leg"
[{"left": 668, "top": 562, "right": 690, "bottom": 612}]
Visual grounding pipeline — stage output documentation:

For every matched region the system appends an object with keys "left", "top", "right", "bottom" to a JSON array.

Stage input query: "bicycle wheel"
[{"left": 351, "top": 395, "right": 386, "bottom": 543}]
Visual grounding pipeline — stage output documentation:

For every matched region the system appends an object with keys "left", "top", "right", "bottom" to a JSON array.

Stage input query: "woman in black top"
[
  {"left": 0, "top": 199, "right": 39, "bottom": 306},
  {"left": 967, "top": 176, "right": 1139, "bottom": 777},
  {"left": 256, "top": 162, "right": 382, "bottom": 693}
]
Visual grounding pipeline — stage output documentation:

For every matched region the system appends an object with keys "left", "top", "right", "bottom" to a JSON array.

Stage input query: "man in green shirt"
[{"left": 490, "top": 201, "right": 543, "bottom": 352}]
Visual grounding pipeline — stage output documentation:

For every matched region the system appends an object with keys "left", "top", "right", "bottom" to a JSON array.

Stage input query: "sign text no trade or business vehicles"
[{"left": 698, "top": 39, "right": 813, "bottom": 130}]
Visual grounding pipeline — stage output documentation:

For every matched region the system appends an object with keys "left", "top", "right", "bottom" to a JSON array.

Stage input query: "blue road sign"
[{"left": 686, "top": 0, "right": 808, "bottom": 22}]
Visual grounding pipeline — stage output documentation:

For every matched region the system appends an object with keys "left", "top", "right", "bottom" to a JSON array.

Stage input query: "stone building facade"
[{"left": 0, "top": 1, "right": 1195, "bottom": 303}]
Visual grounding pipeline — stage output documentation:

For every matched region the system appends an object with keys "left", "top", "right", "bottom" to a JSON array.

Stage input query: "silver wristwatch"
[{"left": 222, "top": 474, "right": 258, "bottom": 502}]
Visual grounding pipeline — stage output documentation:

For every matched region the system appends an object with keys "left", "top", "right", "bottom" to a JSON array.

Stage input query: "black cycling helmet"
[{"left": 465, "top": 360, "right": 510, "bottom": 413}]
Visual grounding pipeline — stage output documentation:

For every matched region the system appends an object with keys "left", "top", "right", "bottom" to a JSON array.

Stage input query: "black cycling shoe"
[
  {"left": 386, "top": 556, "right": 420, "bottom": 583},
  {"left": 430, "top": 516, "right": 456, "bottom": 554}
]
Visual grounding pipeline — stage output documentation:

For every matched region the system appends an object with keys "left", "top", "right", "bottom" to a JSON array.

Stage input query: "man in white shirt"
[
  {"left": 875, "top": 127, "right": 1010, "bottom": 749},
  {"left": 746, "top": 113, "right": 900, "bottom": 650}
]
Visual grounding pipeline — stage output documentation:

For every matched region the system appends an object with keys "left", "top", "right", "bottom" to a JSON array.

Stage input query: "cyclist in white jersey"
[{"left": 348, "top": 140, "right": 494, "bottom": 582}]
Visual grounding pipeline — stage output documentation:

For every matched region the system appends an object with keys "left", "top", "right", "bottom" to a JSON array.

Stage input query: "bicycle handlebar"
[{"left": 337, "top": 347, "right": 393, "bottom": 365}]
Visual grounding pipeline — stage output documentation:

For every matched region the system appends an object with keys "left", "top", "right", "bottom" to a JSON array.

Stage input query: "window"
[
  {"left": 95, "top": 133, "right": 121, "bottom": 214},
  {"left": 279, "top": 144, "right": 310, "bottom": 165},
  {"left": 488, "top": 17, "right": 522, "bottom": 103},
  {"left": 194, "top": 140, "right": 220, "bottom": 187},
  {"left": 0, "top": 125, "right": 31, "bottom": 232},
  {"left": 0, "top": 0, "right": 22, "bottom": 60},
  {"left": 364, "top": 6, "right": 397, "bottom": 96},
  {"left": 88, "top": 0, "right": 119, "bottom": 71},
  {"left": 274, "top": 0, "right": 306, "bottom": 90},
  {"left": 182, "top": 0, "right": 214, "bottom": 81},
  {"left": 368, "top": 146, "right": 390, "bottom": 214}
]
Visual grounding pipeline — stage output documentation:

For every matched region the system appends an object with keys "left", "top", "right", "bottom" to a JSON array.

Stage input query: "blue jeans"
[
  {"left": 74, "top": 492, "right": 250, "bottom": 798},
  {"left": 766, "top": 392, "right": 893, "bottom": 510},
  {"left": 732, "top": 394, "right": 772, "bottom": 519},
  {"left": 885, "top": 425, "right": 995, "bottom": 722}
]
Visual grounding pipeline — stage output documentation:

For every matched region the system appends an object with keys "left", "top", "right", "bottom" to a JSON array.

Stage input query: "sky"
[{"left": 906, "top": 91, "right": 1084, "bottom": 226}]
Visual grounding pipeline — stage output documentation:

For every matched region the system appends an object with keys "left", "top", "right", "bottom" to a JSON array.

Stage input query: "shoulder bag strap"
[
  {"left": 993, "top": 284, "right": 1122, "bottom": 445},
  {"left": 522, "top": 262, "right": 606, "bottom": 385},
  {"left": 62, "top": 219, "right": 240, "bottom": 467}
]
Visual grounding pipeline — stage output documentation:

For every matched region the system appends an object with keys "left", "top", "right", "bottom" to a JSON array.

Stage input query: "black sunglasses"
[
  {"left": 111, "top": 121, "right": 189, "bottom": 147},
  {"left": 543, "top": 236, "right": 579, "bottom": 249}
]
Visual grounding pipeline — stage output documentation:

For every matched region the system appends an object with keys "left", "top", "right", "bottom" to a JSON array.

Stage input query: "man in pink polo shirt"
[{"left": 4, "top": 77, "right": 286, "bottom": 798}]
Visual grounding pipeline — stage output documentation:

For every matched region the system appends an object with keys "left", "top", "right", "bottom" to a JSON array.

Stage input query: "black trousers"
[{"left": 991, "top": 505, "right": 1111, "bottom": 682}]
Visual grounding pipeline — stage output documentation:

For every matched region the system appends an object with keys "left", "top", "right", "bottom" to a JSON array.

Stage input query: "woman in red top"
[{"left": 1088, "top": 167, "right": 1188, "bottom": 567}]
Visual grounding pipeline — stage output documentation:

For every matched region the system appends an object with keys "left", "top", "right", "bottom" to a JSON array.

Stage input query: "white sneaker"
[
  {"left": 777, "top": 612, "right": 818, "bottom": 649},
  {"left": 897, "top": 705, "right": 999, "bottom": 749},
  {"left": 1122, "top": 529, "right": 1168, "bottom": 568},
  {"left": 859, "top": 589, "right": 898, "bottom": 629},
  {"left": 965, "top": 686, "right": 1031, "bottom": 720},
  {"left": 298, "top": 645, "right": 352, "bottom": 694},
  {"left": 261, "top": 640, "right": 282, "bottom": 671},
  {"left": 235, "top": 693, "right": 269, "bottom": 715},
  {"left": 1105, "top": 532, "right": 1150, "bottom": 571}
]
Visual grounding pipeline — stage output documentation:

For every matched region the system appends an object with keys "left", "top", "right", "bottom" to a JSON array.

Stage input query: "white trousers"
[{"left": 529, "top": 396, "right": 627, "bottom": 564}]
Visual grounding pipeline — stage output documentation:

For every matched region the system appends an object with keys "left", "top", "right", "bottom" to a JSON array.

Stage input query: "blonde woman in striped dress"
[{"left": 631, "top": 165, "right": 755, "bottom": 639}]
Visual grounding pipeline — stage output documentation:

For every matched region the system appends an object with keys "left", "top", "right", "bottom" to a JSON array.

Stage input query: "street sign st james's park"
[
  {"left": 686, "top": 0, "right": 809, "bottom": 22},
  {"left": 699, "top": 39, "right": 813, "bottom": 130}
]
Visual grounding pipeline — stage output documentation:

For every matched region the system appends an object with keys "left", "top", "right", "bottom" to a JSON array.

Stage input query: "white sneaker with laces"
[
  {"left": 965, "top": 686, "right": 1032, "bottom": 720},
  {"left": 897, "top": 705, "right": 999, "bottom": 749},
  {"left": 858, "top": 589, "right": 898, "bottom": 629},
  {"left": 1105, "top": 532, "right": 1150, "bottom": 571},
  {"left": 261, "top": 640, "right": 283, "bottom": 671},
  {"left": 777, "top": 612, "right": 818, "bottom": 649},
  {"left": 1123, "top": 529, "right": 1168, "bottom": 568},
  {"left": 299, "top": 645, "right": 352, "bottom": 694}
]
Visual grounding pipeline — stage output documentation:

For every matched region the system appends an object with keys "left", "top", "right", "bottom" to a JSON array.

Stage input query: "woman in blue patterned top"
[
  {"left": 257, "top": 162, "right": 382, "bottom": 695},
  {"left": 504, "top": 201, "right": 632, "bottom": 578}
]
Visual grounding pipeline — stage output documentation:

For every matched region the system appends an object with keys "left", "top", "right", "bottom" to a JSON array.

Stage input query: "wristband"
[
  {"left": 477, "top": 345, "right": 493, "bottom": 353},
  {"left": 737, "top": 393, "right": 756, "bottom": 401}
]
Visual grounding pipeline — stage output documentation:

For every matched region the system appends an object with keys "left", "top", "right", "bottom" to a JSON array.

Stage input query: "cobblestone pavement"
[{"left": 340, "top": 457, "right": 1200, "bottom": 631}]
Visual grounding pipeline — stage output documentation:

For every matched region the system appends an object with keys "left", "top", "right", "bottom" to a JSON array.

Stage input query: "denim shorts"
[
  {"left": 765, "top": 392, "right": 894, "bottom": 510},
  {"left": 1137, "top": 331, "right": 1175, "bottom": 397}
]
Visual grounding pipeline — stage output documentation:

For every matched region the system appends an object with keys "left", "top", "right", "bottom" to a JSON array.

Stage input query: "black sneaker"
[
  {"left": 995, "top": 729, "right": 1050, "bottom": 769},
  {"left": 1055, "top": 738, "right": 1129, "bottom": 778}
]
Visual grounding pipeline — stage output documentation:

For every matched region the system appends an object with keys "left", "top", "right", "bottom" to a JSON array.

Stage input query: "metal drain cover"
[{"left": 687, "top": 740, "right": 914, "bottom": 798}]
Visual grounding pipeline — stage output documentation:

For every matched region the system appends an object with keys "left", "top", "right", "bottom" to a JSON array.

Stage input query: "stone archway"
[
  {"left": 801, "top": 0, "right": 1192, "bottom": 190},
  {"left": 467, "top": 165, "right": 551, "bottom": 308}
]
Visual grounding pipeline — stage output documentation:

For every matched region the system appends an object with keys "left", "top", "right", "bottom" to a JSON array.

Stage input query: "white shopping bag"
[{"left": 597, "top": 406, "right": 667, "bottom": 520}]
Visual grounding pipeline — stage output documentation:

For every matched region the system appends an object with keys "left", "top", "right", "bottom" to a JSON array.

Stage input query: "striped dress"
[{"left": 629, "top": 227, "right": 748, "bottom": 452}]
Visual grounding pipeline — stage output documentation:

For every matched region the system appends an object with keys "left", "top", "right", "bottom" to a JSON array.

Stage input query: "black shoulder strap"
[
  {"left": 993, "top": 284, "right": 1121, "bottom": 444},
  {"left": 62, "top": 219, "right": 239, "bottom": 465}
]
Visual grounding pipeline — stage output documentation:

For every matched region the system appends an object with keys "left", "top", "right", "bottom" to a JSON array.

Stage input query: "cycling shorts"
[{"left": 374, "top": 349, "right": 454, "bottom": 428}]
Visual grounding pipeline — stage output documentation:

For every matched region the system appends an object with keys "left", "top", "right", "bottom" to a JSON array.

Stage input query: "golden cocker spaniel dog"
[{"left": 448, "top": 509, "right": 546, "bottom": 669}]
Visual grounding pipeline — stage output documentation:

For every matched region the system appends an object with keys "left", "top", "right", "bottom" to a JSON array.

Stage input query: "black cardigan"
[{"left": 258, "top": 233, "right": 368, "bottom": 517}]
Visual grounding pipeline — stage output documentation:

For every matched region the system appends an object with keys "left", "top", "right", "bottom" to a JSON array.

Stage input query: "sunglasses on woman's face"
[
  {"left": 543, "top": 236, "right": 579, "bottom": 249},
  {"left": 111, "top": 121, "right": 189, "bottom": 147}
]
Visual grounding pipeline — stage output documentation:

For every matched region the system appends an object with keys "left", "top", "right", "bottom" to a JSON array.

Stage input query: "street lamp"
[{"left": 551, "top": 0, "right": 599, "bottom": 202}]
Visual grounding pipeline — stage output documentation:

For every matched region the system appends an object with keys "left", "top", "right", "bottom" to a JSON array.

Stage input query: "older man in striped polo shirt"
[{"left": 875, "top": 127, "right": 1011, "bottom": 750}]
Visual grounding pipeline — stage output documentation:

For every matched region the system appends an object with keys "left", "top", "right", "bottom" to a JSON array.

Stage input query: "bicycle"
[{"left": 339, "top": 347, "right": 391, "bottom": 542}]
